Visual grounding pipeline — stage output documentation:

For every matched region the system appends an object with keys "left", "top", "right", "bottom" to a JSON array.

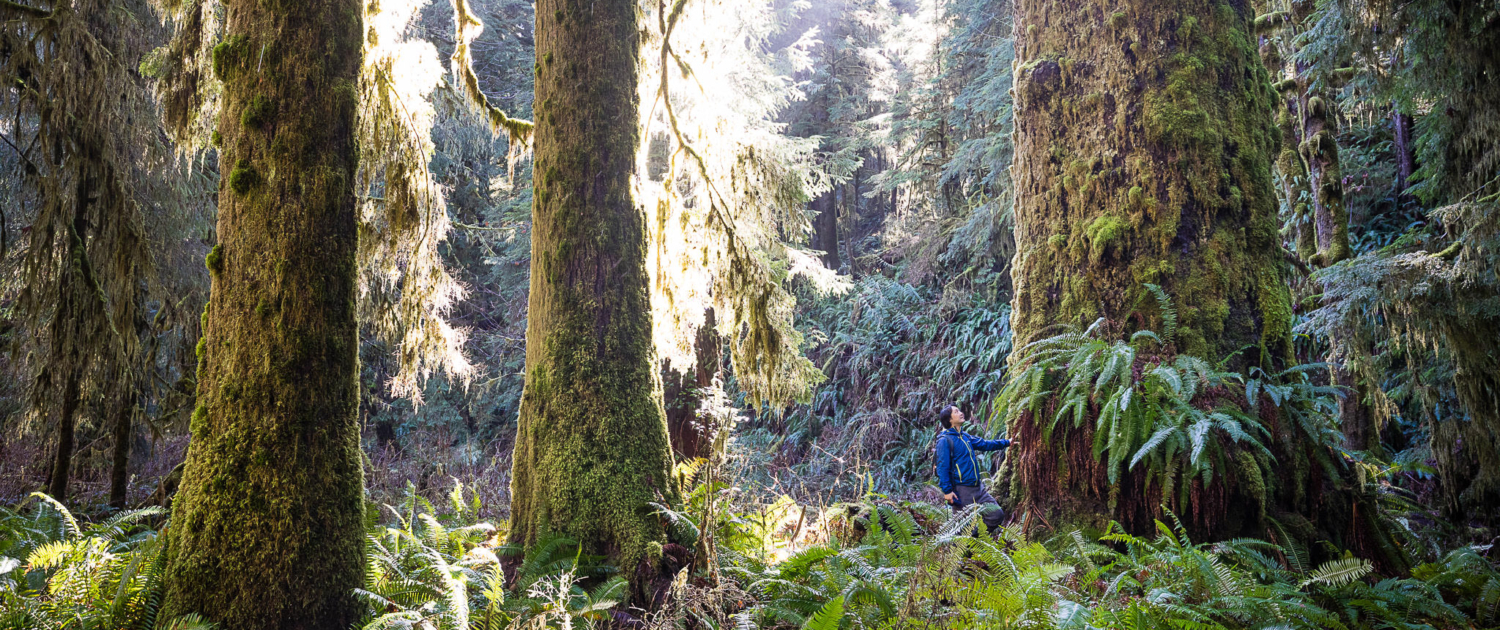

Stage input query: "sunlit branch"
[{"left": 451, "top": 0, "right": 533, "bottom": 142}]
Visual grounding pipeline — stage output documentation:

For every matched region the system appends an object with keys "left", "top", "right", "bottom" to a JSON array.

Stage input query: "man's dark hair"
[{"left": 938, "top": 404, "right": 958, "bottom": 430}]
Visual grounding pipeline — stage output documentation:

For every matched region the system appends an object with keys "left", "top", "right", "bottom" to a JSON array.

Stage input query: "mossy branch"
[
  {"left": 0, "top": 0, "right": 51, "bottom": 18},
  {"left": 1254, "top": 11, "right": 1289, "bottom": 34},
  {"left": 451, "top": 0, "right": 533, "bottom": 142}
]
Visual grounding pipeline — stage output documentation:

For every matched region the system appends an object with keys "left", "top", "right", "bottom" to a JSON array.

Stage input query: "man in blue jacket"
[{"left": 935, "top": 404, "right": 1014, "bottom": 534}]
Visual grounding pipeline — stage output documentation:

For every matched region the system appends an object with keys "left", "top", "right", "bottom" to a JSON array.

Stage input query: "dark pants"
[{"left": 950, "top": 485, "right": 1005, "bottom": 534}]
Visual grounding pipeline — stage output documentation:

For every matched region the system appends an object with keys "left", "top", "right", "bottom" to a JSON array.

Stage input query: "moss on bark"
[
  {"left": 1011, "top": 0, "right": 1289, "bottom": 372},
  {"left": 507, "top": 0, "right": 679, "bottom": 597},
  {"left": 1007, "top": 0, "right": 1365, "bottom": 547},
  {"left": 159, "top": 0, "right": 365, "bottom": 626}
]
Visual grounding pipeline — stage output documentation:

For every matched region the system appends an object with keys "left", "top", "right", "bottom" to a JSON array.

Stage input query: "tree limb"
[{"left": 0, "top": 0, "right": 51, "bottom": 18}]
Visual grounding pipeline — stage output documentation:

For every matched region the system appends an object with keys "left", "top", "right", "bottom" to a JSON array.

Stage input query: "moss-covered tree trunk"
[
  {"left": 1007, "top": 1, "right": 1397, "bottom": 556},
  {"left": 1011, "top": 0, "right": 1291, "bottom": 393},
  {"left": 508, "top": 0, "right": 678, "bottom": 592},
  {"left": 46, "top": 372, "right": 78, "bottom": 500},
  {"left": 159, "top": 0, "right": 365, "bottom": 625},
  {"left": 1259, "top": 39, "right": 1318, "bottom": 260}
]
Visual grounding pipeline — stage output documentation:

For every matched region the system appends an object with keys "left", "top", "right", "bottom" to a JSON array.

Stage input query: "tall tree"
[
  {"left": 506, "top": 0, "right": 678, "bottom": 591},
  {"left": 0, "top": 0, "right": 171, "bottom": 504},
  {"left": 159, "top": 0, "right": 366, "bottom": 625},
  {"left": 1005, "top": 0, "right": 1396, "bottom": 561},
  {"left": 1299, "top": 0, "right": 1500, "bottom": 523},
  {"left": 1254, "top": 3, "right": 1370, "bottom": 452}
]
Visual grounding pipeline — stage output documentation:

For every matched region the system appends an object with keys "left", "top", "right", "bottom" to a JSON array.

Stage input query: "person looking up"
[{"left": 934, "top": 404, "right": 1014, "bottom": 534}]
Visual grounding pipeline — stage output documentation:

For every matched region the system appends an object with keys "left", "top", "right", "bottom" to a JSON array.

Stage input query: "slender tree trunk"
[
  {"left": 1299, "top": 89, "right": 1350, "bottom": 265},
  {"left": 108, "top": 389, "right": 135, "bottom": 509},
  {"left": 1261, "top": 43, "right": 1317, "bottom": 261},
  {"left": 508, "top": 0, "right": 678, "bottom": 593},
  {"left": 1392, "top": 110, "right": 1415, "bottom": 200},
  {"left": 47, "top": 370, "right": 80, "bottom": 500},
  {"left": 812, "top": 192, "right": 841, "bottom": 270},
  {"left": 663, "top": 309, "right": 722, "bottom": 461},
  {"left": 160, "top": 0, "right": 365, "bottom": 625}
]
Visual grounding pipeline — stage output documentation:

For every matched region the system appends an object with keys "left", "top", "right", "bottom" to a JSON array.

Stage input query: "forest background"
[{"left": 1, "top": 0, "right": 1499, "bottom": 627}]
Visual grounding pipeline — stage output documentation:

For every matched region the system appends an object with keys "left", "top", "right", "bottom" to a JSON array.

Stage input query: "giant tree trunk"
[
  {"left": 507, "top": 0, "right": 678, "bottom": 592},
  {"left": 1007, "top": 0, "right": 1381, "bottom": 548},
  {"left": 1011, "top": 0, "right": 1291, "bottom": 382},
  {"left": 160, "top": 0, "right": 365, "bottom": 625}
]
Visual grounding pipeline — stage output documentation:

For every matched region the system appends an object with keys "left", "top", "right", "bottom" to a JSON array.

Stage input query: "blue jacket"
[{"left": 935, "top": 428, "right": 1011, "bottom": 493}]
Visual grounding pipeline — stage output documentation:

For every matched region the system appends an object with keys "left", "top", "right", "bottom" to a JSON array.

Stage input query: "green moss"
[
  {"left": 1047, "top": 233, "right": 1067, "bottom": 249},
  {"left": 1254, "top": 11, "right": 1287, "bottom": 33},
  {"left": 255, "top": 299, "right": 273, "bottom": 319},
  {"left": 210, "top": 130, "right": 222, "bottom": 147},
  {"left": 196, "top": 336, "right": 208, "bottom": 359},
  {"left": 1085, "top": 215, "right": 1127, "bottom": 263},
  {"left": 190, "top": 404, "right": 208, "bottom": 437},
  {"left": 205, "top": 244, "right": 223, "bottom": 274},
  {"left": 1109, "top": 11, "right": 1127, "bottom": 30},
  {"left": 211, "top": 35, "right": 250, "bottom": 82},
  {"left": 228, "top": 160, "right": 258, "bottom": 195},
  {"left": 240, "top": 94, "right": 275, "bottom": 129}
]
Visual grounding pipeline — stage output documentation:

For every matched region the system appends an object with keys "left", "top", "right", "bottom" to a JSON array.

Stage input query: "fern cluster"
[
  {"left": 724, "top": 499, "right": 1497, "bottom": 630},
  {"left": 355, "top": 482, "right": 623, "bottom": 630},
  {"left": 0, "top": 494, "right": 207, "bottom": 629},
  {"left": 997, "top": 294, "right": 1343, "bottom": 511},
  {"left": 5, "top": 484, "right": 1498, "bottom": 629}
]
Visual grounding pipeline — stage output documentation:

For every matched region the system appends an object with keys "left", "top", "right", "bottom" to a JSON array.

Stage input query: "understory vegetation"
[{"left": 6, "top": 483, "right": 1500, "bottom": 629}]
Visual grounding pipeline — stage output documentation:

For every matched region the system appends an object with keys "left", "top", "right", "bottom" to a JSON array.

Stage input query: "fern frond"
[
  {"left": 800, "top": 595, "right": 844, "bottom": 630},
  {"left": 1301, "top": 558, "right": 1372, "bottom": 588}
]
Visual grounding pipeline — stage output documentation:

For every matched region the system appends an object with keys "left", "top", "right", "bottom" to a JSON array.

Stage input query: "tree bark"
[
  {"left": 508, "top": 0, "right": 679, "bottom": 594},
  {"left": 812, "top": 191, "right": 841, "bottom": 270},
  {"left": 160, "top": 0, "right": 365, "bottom": 625},
  {"left": 1011, "top": 0, "right": 1292, "bottom": 369},
  {"left": 1009, "top": 0, "right": 1357, "bottom": 544},
  {"left": 1392, "top": 110, "right": 1415, "bottom": 201},
  {"left": 109, "top": 389, "right": 135, "bottom": 509},
  {"left": 47, "top": 370, "right": 80, "bottom": 501}
]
